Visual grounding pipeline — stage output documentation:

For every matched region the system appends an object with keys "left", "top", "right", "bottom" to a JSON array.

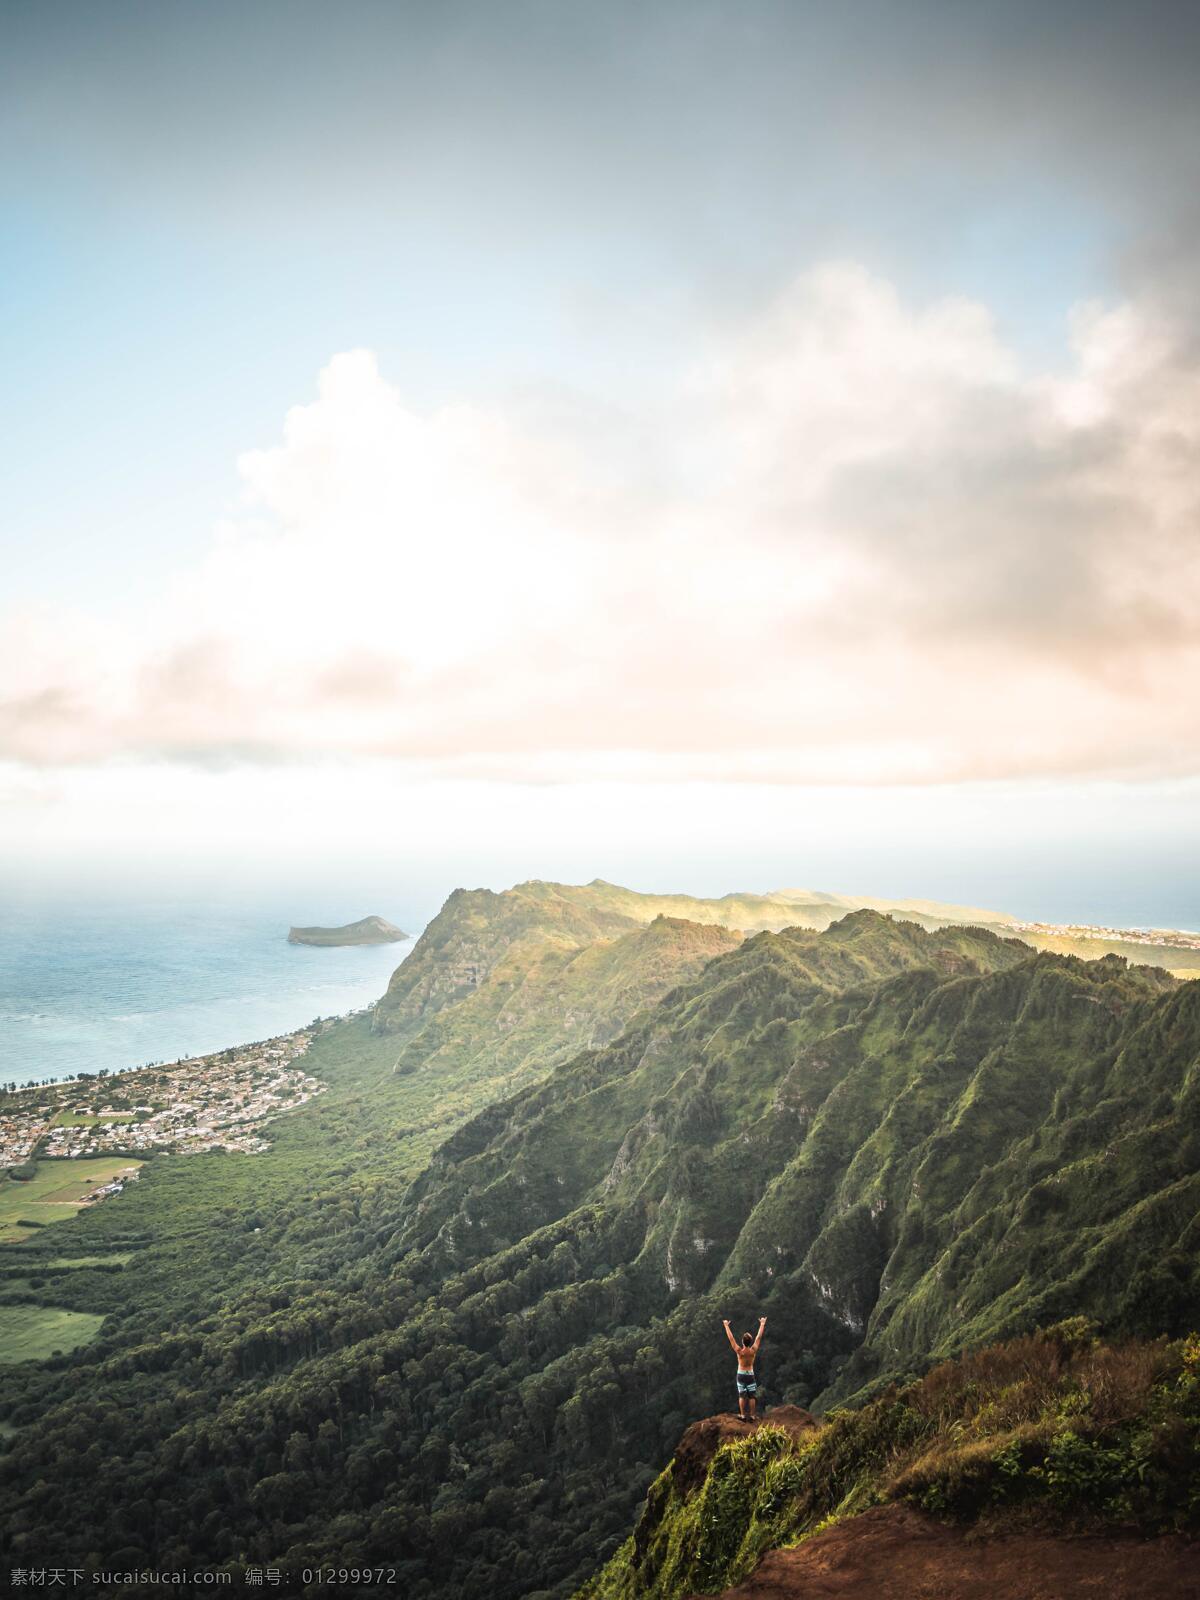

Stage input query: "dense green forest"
[{"left": 2, "top": 882, "right": 1199, "bottom": 1599}]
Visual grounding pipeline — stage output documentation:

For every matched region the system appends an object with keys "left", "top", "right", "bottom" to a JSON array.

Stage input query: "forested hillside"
[{"left": 2, "top": 888, "right": 1199, "bottom": 1600}]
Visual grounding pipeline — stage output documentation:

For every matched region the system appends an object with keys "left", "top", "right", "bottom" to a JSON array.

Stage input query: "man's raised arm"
[
  {"left": 722, "top": 1318, "right": 740, "bottom": 1352},
  {"left": 752, "top": 1315, "right": 767, "bottom": 1353}
]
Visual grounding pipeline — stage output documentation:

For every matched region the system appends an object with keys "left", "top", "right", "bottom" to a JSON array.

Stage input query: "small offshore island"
[{"left": 287, "top": 914, "right": 409, "bottom": 946}]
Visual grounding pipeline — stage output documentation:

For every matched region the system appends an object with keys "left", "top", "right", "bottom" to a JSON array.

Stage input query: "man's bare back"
[{"left": 723, "top": 1316, "right": 767, "bottom": 1418}]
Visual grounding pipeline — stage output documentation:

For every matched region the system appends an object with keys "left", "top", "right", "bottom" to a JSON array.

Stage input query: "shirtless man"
[{"left": 723, "top": 1315, "right": 766, "bottom": 1421}]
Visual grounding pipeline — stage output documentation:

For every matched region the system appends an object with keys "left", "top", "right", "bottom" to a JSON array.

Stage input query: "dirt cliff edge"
[{"left": 687, "top": 1503, "right": 1200, "bottom": 1600}]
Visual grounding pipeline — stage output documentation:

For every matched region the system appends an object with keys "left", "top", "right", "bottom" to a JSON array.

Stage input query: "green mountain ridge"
[
  {"left": 374, "top": 882, "right": 1199, "bottom": 1043},
  {"left": 369, "top": 876, "right": 874, "bottom": 1039},
  {"left": 2, "top": 880, "right": 1199, "bottom": 1600},
  {"left": 381, "top": 899, "right": 743, "bottom": 1108},
  {"left": 394, "top": 912, "right": 1029, "bottom": 1283},
  {"left": 392, "top": 911, "right": 1195, "bottom": 1415}
]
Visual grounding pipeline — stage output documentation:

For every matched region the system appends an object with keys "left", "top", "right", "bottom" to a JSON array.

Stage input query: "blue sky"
[
  {"left": 2, "top": 0, "right": 1125, "bottom": 603},
  {"left": 2, "top": 0, "right": 1198, "bottom": 922}
]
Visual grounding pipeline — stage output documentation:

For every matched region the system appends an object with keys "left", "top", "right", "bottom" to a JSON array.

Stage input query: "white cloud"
[{"left": 2, "top": 265, "right": 1198, "bottom": 784}]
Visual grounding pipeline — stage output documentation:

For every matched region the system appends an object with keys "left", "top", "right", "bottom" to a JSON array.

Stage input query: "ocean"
[{"left": 0, "top": 887, "right": 431, "bottom": 1088}]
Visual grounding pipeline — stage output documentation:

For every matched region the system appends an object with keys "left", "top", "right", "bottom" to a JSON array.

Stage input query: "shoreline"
[
  {"left": 0, "top": 1000, "right": 380, "bottom": 1097},
  {"left": 0, "top": 906, "right": 421, "bottom": 1095},
  {"left": 0, "top": 1008, "right": 375, "bottom": 1173}
]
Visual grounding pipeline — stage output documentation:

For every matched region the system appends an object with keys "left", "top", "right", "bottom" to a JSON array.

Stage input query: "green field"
[
  {"left": 0, "top": 1253, "right": 135, "bottom": 1278},
  {"left": 0, "top": 1304, "right": 107, "bottom": 1364},
  {"left": 0, "top": 1159, "right": 143, "bottom": 1242}
]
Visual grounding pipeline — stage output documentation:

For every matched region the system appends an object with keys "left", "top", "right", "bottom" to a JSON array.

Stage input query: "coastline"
[
  {"left": 0, "top": 1006, "right": 372, "bottom": 1177},
  {"left": 1, "top": 1001, "right": 375, "bottom": 1096},
  {"left": 0, "top": 900, "right": 421, "bottom": 1090}
]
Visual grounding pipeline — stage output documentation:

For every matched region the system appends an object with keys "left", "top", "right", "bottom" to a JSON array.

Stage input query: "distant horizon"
[{"left": 2, "top": 854, "right": 1197, "bottom": 940}]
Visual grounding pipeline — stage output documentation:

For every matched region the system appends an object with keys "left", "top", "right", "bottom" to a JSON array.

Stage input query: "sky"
[{"left": 2, "top": 0, "right": 1199, "bottom": 924}]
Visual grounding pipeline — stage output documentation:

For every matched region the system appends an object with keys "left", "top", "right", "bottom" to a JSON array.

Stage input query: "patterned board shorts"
[{"left": 736, "top": 1370, "right": 757, "bottom": 1396}]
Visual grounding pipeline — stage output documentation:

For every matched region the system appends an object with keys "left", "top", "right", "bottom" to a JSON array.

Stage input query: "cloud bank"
[{"left": 4, "top": 263, "right": 1198, "bottom": 784}]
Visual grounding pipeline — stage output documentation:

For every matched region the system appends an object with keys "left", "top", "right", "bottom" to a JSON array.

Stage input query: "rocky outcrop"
[
  {"left": 671, "top": 1407, "right": 818, "bottom": 1496},
  {"left": 585, "top": 1330, "right": 1200, "bottom": 1600}
]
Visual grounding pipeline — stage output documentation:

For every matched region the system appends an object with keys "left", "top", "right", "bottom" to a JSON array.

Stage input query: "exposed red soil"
[
  {"left": 672, "top": 1407, "right": 819, "bottom": 1495},
  {"left": 693, "top": 1503, "right": 1200, "bottom": 1600}
]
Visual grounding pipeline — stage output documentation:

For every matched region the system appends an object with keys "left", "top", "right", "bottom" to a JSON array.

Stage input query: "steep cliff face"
[
  {"left": 370, "top": 878, "right": 1016, "bottom": 1037},
  {"left": 375, "top": 892, "right": 745, "bottom": 1111},
  {"left": 372, "top": 880, "right": 1199, "bottom": 1056},
  {"left": 372, "top": 883, "right": 644, "bottom": 1030},
  {"left": 416, "top": 919, "right": 743, "bottom": 1116},
  {"left": 386, "top": 909, "right": 1199, "bottom": 1426}
]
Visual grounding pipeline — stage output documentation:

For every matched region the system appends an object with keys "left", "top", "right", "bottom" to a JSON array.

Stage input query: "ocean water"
[{"left": 0, "top": 890, "right": 428, "bottom": 1088}]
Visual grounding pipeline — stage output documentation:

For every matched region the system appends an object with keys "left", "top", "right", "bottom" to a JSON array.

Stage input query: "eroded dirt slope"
[{"left": 695, "top": 1504, "right": 1200, "bottom": 1600}]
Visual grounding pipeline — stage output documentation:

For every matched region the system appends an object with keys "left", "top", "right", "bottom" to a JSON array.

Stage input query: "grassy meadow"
[
  {"left": 0, "top": 1158, "right": 143, "bottom": 1243},
  {"left": 0, "top": 1304, "right": 107, "bottom": 1364}
]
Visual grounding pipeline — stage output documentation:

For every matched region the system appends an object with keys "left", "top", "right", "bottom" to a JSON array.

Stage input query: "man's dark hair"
[{"left": 742, "top": 1332, "right": 754, "bottom": 1346}]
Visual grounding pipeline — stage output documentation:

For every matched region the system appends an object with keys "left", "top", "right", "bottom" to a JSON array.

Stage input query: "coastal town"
[
  {"left": 1012, "top": 921, "right": 1200, "bottom": 950},
  {"left": 0, "top": 1026, "right": 330, "bottom": 1172}
]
